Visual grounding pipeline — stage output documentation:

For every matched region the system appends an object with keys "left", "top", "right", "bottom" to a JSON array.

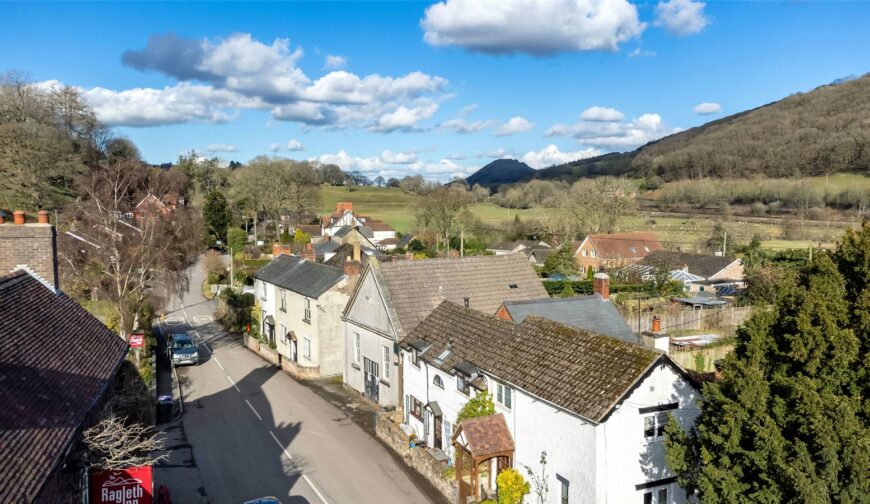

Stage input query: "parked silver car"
[{"left": 168, "top": 333, "right": 199, "bottom": 367}]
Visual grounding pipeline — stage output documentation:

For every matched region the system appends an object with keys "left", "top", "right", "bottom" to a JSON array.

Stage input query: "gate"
[{"left": 364, "top": 357, "right": 379, "bottom": 403}]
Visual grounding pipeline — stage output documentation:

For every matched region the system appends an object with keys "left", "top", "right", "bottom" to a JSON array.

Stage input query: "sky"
[{"left": 2, "top": 0, "right": 870, "bottom": 181}]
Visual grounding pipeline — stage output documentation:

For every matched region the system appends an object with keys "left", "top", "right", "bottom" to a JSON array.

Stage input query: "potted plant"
[{"left": 409, "top": 433, "right": 418, "bottom": 448}]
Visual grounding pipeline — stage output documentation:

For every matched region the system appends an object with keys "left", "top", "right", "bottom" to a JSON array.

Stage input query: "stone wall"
[
  {"left": 281, "top": 359, "right": 321, "bottom": 380},
  {"left": 243, "top": 334, "right": 321, "bottom": 379},
  {"left": 375, "top": 412, "right": 456, "bottom": 503}
]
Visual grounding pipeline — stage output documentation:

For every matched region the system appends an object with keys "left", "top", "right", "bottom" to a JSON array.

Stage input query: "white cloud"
[
  {"left": 269, "top": 143, "right": 282, "bottom": 152},
  {"left": 439, "top": 117, "right": 497, "bottom": 134},
  {"left": 106, "top": 32, "right": 449, "bottom": 129},
  {"left": 380, "top": 150, "right": 418, "bottom": 164},
  {"left": 485, "top": 148, "right": 512, "bottom": 159},
  {"left": 495, "top": 116, "right": 534, "bottom": 136},
  {"left": 323, "top": 54, "right": 347, "bottom": 70},
  {"left": 458, "top": 104, "right": 478, "bottom": 117},
  {"left": 369, "top": 101, "right": 439, "bottom": 132},
  {"left": 521, "top": 144, "right": 602, "bottom": 169},
  {"left": 655, "top": 0, "right": 709, "bottom": 36},
  {"left": 447, "top": 153, "right": 468, "bottom": 160},
  {"left": 693, "top": 102, "right": 721, "bottom": 115},
  {"left": 287, "top": 139, "right": 305, "bottom": 151},
  {"left": 580, "top": 106, "right": 624, "bottom": 122},
  {"left": 206, "top": 144, "right": 238, "bottom": 153},
  {"left": 545, "top": 110, "right": 678, "bottom": 149},
  {"left": 628, "top": 47, "right": 656, "bottom": 58},
  {"left": 421, "top": 0, "right": 645, "bottom": 54},
  {"left": 314, "top": 150, "right": 387, "bottom": 173}
]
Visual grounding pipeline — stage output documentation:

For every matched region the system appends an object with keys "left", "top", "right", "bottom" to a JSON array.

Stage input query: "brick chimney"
[
  {"left": 336, "top": 201, "right": 353, "bottom": 212},
  {"left": 302, "top": 242, "right": 315, "bottom": 261},
  {"left": 272, "top": 243, "right": 292, "bottom": 258},
  {"left": 0, "top": 210, "right": 59, "bottom": 290},
  {"left": 343, "top": 260, "right": 361, "bottom": 276},
  {"left": 592, "top": 272, "right": 610, "bottom": 300}
]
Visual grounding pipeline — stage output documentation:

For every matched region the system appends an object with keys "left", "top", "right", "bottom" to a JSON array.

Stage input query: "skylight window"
[
  {"left": 630, "top": 247, "right": 637, "bottom": 253},
  {"left": 509, "top": 284, "right": 518, "bottom": 289}
]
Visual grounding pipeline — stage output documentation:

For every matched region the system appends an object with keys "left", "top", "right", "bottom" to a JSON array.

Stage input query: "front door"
[
  {"left": 364, "top": 357, "right": 380, "bottom": 403},
  {"left": 433, "top": 414, "right": 443, "bottom": 450}
]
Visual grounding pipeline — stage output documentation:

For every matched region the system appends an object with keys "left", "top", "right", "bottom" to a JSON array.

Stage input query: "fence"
[{"left": 622, "top": 305, "right": 753, "bottom": 333}]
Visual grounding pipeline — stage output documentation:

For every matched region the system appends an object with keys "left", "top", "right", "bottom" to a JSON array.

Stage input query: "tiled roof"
[
  {"left": 0, "top": 271, "right": 128, "bottom": 502},
  {"left": 377, "top": 237, "right": 400, "bottom": 246},
  {"left": 408, "top": 301, "right": 663, "bottom": 423},
  {"left": 501, "top": 295, "right": 637, "bottom": 344},
  {"left": 297, "top": 224, "right": 322, "bottom": 237},
  {"left": 487, "top": 241, "right": 518, "bottom": 251},
  {"left": 366, "top": 220, "right": 395, "bottom": 232},
  {"left": 585, "top": 232, "right": 663, "bottom": 259},
  {"left": 373, "top": 255, "right": 547, "bottom": 340},
  {"left": 640, "top": 251, "right": 737, "bottom": 279},
  {"left": 254, "top": 255, "right": 345, "bottom": 298},
  {"left": 456, "top": 414, "right": 514, "bottom": 457}
]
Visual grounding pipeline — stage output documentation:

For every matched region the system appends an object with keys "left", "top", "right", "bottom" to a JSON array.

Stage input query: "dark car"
[{"left": 169, "top": 333, "right": 199, "bottom": 367}]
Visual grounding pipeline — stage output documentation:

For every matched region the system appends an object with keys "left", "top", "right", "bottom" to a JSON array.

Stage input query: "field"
[{"left": 317, "top": 185, "right": 858, "bottom": 250}]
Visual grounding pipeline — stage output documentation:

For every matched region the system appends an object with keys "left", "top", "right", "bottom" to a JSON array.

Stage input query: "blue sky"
[{"left": 2, "top": 1, "right": 869, "bottom": 180}]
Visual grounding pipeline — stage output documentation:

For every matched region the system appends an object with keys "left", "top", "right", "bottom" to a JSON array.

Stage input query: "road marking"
[
  {"left": 213, "top": 357, "right": 225, "bottom": 371},
  {"left": 269, "top": 430, "right": 329, "bottom": 504},
  {"left": 245, "top": 399, "right": 263, "bottom": 421},
  {"left": 165, "top": 317, "right": 184, "bottom": 325},
  {"left": 226, "top": 375, "right": 240, "bottom": 393},
  {"left": 194, "top": 315, "right": 213, "bottom": 324}
]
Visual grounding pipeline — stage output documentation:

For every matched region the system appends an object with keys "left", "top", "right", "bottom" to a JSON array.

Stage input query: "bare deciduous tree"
[{"left": 83, "top": 415, "right": 168, "bottom": 470}]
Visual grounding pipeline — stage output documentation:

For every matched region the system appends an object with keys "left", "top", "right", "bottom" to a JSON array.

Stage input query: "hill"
[
  {"left": 465, "top": 159, "right": 536, "bottom": 187},
  {"left": 465, "top": 73, "right": 870, "bottom": 186}
]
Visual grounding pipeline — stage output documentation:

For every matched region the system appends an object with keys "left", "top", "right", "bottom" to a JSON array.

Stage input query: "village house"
[
  {"left": 620, "top": 250, "right": 744, "bottom": 295},
  {"left": 342, "top": 255, "right": 547, "bottom": 407},
  {"left": 318, "top": 202, "right": 397, "bottom": 245},
  {"left": 254, "top": 253, "right": 359, "bottom": 377},
  {"left": 131, "top": 192, "right": 182, "bottom": 221},
  {"left": 494, "top": 273, "right": 637, "bottom": 344},
  {"left": 486, "top": 239, "right": 551, "bottom": 256},
  {"left": 401, "top": 301, "right": 701, "bottom": 504},
  {"left": 0, "top": 211, "right": 129, "bottom": 503},
  {"left": 526, "top": 246, "right": 555, "bottom": 266},
  {"left": 574, "top": 232, "right": 664, "bottom": 271}
]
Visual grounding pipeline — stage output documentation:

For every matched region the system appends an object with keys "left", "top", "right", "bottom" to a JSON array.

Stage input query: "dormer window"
[{"left": 457, "top": 374, "right": 469, "bottom": 395}]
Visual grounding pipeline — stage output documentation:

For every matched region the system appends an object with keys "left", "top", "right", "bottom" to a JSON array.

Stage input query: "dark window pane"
[
  {"left": 643, "top": 492, "right": 652, "bottom": 504},
  {"left": 644, "top": 416, "right": 655, "bottom": 438},
  {"left": 658, "top": 488, "right": 668, "bottom": 503}
]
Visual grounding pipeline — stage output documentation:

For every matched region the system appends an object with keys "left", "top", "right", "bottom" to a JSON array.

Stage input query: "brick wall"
[{"left": 0, "top": 223, "right": 58, "bottom": 289}]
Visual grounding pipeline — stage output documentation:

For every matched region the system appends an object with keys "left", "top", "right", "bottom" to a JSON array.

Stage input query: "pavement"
[{"left": 154, "top": 257, "right": 440, "bottom": 504}]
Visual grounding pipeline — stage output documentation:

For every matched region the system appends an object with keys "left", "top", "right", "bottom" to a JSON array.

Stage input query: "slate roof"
[
  {"left": 640, "top": 251, "right": 737, "bottom": 279},
  {"left": 456, "top": 413, "right": 514, "bottom": 457},
  {"left": 487, "top": 241, "right": 520, "bottom": 251},
  {"left": 0, "top": 271, "right": 128, "bottom": 503},
  {"left": 527, "top": 247, "right": 554, "bottom": 262},
  {"left": 407, "top": 301, "right": 664, "bottom": 423},
  {"left": 500, "top": 295, "right": 637, "bottom": 344},
  {"left": 397, "top": 234, "right": 416, "bottom": 248},
  {"left": 254, "top": 255, "right": 345, "bottom": 298},
  {"left": 334, "top": 225, "right": 374, "bottom": 239},
  {"left": 584, "top": 232, "right": 663, "bottom": 259},
  {"left": 323, "top": 243, "right": 383, "bottom": 269},
  {"left": 369, "top": 254, "right": 547, "bottom": 340}
]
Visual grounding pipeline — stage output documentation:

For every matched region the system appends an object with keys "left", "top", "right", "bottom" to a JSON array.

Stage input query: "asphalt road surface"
[{"left": 158, "top": 258, "right": 437, "bottom": 504}]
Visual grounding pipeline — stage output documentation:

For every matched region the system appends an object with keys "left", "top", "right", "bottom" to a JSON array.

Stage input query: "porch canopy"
[{"left": 452, "top": 413, "right": 514, "bottom": 501}]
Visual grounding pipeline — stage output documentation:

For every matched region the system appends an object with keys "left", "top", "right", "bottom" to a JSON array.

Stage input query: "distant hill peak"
[{"left": 466, "top": 158, "right": 536, "bottom": 187}]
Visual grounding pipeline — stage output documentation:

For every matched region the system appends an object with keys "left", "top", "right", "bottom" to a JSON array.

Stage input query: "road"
[{"left": 157, "top": 259, "right": 437, "bottom": 504}]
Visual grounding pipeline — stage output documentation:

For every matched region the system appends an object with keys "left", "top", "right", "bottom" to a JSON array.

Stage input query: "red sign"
[
  {"left": 90, "top": 466, "right": 153, "bottom": 504},
  {"left": 129, "top": 333, "right": 145, "bottom": 348}
]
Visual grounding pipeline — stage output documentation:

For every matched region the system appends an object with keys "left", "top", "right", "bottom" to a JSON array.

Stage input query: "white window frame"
[
  {"left": 303, "top": 298, "right": 311, "bottom": 322},
  {"left": 280, "top": 324, "right": 287, "bottom": 344},
  {"left": 456, "top": 374, "right": 469, "bottom": 395},
  {"left": 382, "top": 345, "right": 391, "bottom": 380},
  {"left": 582, "top": 249, "right": 588, "bottom": 257},
  {"left": 557, "top": 474, "right": 569, "bottom": 504},
  {"left": 353, "top": 332, "right": 361, "bottom": 363},
  {"left": 644, "top": 411, "right": 670, "bottom": 442},
  {"left": 279, "top": 289, "right": 286, "bottom": 312},
  {"left": 303, "top": 337, "right": 311, "bottom": 360},
  {"left": 642, "top": 485, "right": 670, "bottom": 504},
  {"left": 591, "top": 250, "right": 597, "bottom": 258},
  {"left": 496, "top": 382, "right": 513, "bottom": 410}
]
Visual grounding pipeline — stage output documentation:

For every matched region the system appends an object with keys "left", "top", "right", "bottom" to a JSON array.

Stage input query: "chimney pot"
[
  {"left": 13, "top": 211, "right": 25, "bottom": 225},
  {"left": 593, "top": 272, "right": 610, "bottom": 300},
  {"left": 37, "top": 210, "right": 50, "bottom": 224},
  {"left": 651, "top": 316, "right": 662, "bottom": 333}
]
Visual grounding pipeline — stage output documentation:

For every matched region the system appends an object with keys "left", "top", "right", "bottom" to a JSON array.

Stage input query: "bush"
[
  {"left": 750, "top": 202, "right": 767, "bottom": 216},
  {"left": 496, "top": 468, "right": 530, "bottom": 504},
  {"left": 227, "top": 227, "right": 247, "bottom": 253},
  {"left": 244, "top": 245, "right": 262, "bottom": 259}
]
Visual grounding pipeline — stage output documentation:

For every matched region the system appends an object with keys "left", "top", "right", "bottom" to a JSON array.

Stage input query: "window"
[
  {"left": 410, "top": 396, "right": 424, "bottom": 420},
  {"left": 644, "top": 412, "right": 669, "bottom": 440},
  {"left": 496, "top": 382, "right": 513, "bottom": 409},
  {"left": 591, "top": 250, "right": 597, "bottom": 258},
  {"left": 410, "top": 349, "right": 419, "bottom": 367},
  {"left": 303, "top": 298, "right": 311, "bottom": 322},
  {"left": 457, "top": 374, "right": 469, "bottom": 395},
  {"left": 261, "top": 282, "right": 267, "bottom": 301},
  {"left": 643, "top": 487, "right": 668, "bottom": 504},
  {"left": 433, "top": 375, "right": 444, "bottom": 388},
  {"left": 303, "top": 337, "right": 311, "bottom": 359},
  {"left": 557, "top": 474, "right": 569, "bottom": 504},
  {"left": 404, "top": 395, "right": 410, "bottom": 423},
  {"left": 444, "top": 420, "right": 452, "bottom": 444},
  {"left": 280, "top": 324, "right": 287, "bottom": 344},
  {"left": 382, "top": 345, "right": 391, "bottom": 379},
  {"left": 353, "top": 332, "right": 361, "bottom": 363},
  {"left": 279, "top": 289, "right": 286, "bottom": 311},
  {"left": 582, "top": 249, "right": 588, "bottom": 257}
]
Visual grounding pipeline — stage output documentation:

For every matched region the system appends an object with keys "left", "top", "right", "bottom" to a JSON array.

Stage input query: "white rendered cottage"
[
  {"left": 254, "top": 254, "right": 359, "bottom": 377},
  {"left": 341, "top": 255, "right": 547, "bottom": 407},
  {"left": 401, "top": 301, "right": 701, "bottom": 504}
]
